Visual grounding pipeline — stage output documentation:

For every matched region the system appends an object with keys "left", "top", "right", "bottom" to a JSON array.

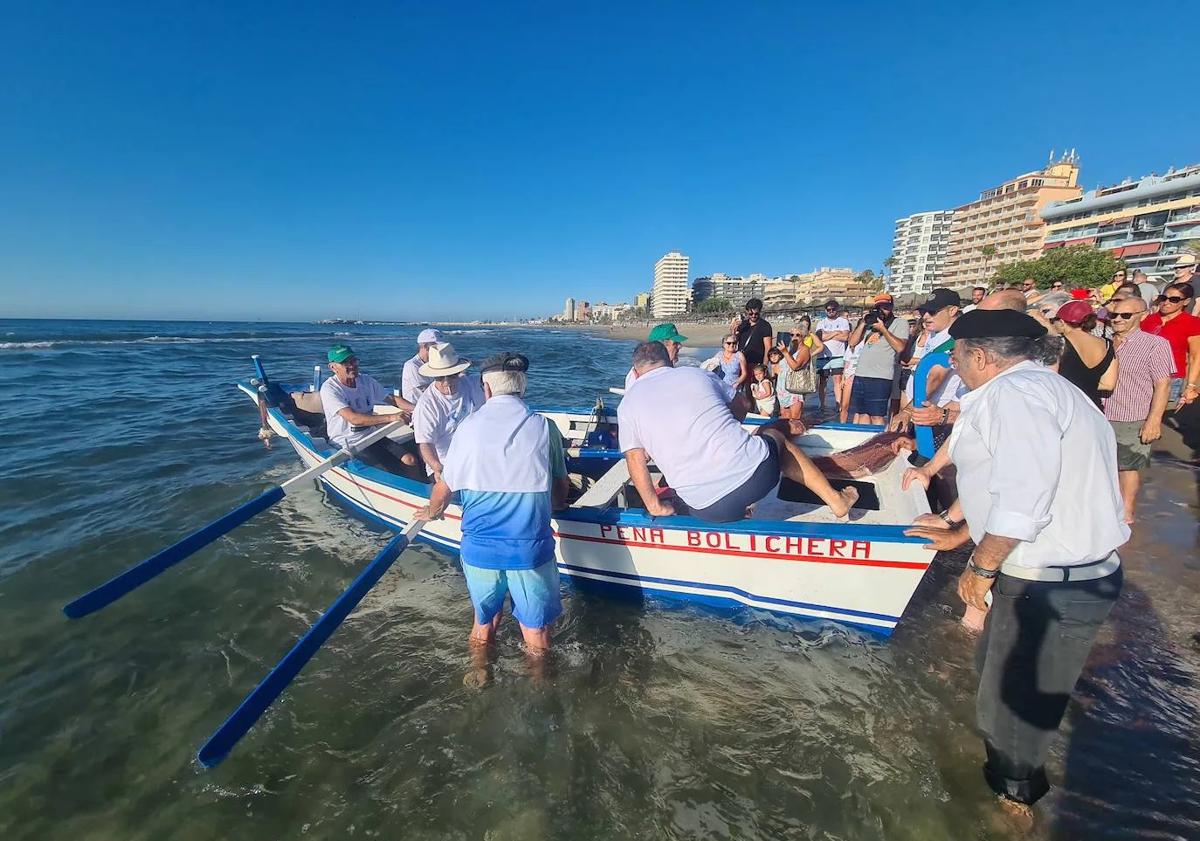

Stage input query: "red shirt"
[{"left": 1141, "top": 311, "right": 1200, "bottom": 380}]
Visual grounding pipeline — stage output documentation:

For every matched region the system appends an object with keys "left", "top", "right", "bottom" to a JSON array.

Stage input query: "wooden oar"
[
  {"left": 197, "top": 519, "right": 424, "bottom": 768},
  {"left": 912, "top": 351, "right": 951, "bottom": 459},
  {"left": 63, "top": 419, "right": 410, "bottom": 619}
]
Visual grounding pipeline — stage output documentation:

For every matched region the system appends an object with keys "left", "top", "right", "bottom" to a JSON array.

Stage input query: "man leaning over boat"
[
  {"left": 618, "top": 341, "right": 857, "bottom": 523},
  {"left": 414, "top": 352, "right": 569, "bottom": 654},
  {"left": 320, "top": 343, "right": 420, "bottom": 476}
]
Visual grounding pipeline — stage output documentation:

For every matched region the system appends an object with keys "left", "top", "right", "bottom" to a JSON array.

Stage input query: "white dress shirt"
[{"left": 949, "top": 360, "right": 1129, "bottom": 569}]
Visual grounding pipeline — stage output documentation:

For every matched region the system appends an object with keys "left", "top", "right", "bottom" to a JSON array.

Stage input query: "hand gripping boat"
[{"left": 240, "top": 360, "right": 935, "bottom": 636}]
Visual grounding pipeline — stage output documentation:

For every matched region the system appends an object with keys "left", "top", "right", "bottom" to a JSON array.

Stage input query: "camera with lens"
[{"left": 863, "top": 308, "right": 882, "bottom": 327}]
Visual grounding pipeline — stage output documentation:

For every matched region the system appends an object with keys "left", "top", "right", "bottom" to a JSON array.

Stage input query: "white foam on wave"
[{"left": 0, "top": 334, "right": 389, "bottom": 350}]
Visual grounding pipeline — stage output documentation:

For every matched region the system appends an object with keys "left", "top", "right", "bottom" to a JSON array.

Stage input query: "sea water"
[{"left": 0, "top": 318, "right": 1197, "bottom": 840}]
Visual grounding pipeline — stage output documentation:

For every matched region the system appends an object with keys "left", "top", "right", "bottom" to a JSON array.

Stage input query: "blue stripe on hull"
[
  {"left": 558, "top": 563, "right": 898, "bottom": 624},
  {"left": 563, "top": 574, "right": 893, "bottom": 637}
]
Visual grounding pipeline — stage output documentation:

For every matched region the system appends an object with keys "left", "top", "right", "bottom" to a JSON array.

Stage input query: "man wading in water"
[{"left": 905, "top": 309, "right": 1128, "bottom": 818}]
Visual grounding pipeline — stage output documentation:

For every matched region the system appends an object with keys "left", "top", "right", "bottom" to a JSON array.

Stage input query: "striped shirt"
[{"left": 1103, "top": 329, "right": 1175, "bottom": 422}]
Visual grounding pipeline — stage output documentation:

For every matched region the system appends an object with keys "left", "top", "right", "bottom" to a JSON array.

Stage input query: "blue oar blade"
[
  {"left": 63, "top": 486, "right": 287, "bottom": 619},
  {"left": 196, "top": 531, "right": 412, "bottom": 768}
]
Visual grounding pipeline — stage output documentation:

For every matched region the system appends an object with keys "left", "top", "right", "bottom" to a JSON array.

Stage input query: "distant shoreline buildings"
[
  {"left": 547, "top": 154, "right": 1200, "bottom": 323},
  {"left": 887, "top": 150, "right": 1200, "bottom": 293}
]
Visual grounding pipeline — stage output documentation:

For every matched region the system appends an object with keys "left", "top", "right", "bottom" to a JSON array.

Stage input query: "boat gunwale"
[{"left": 242, "top": 380, "right": 930, "bottom": 544}]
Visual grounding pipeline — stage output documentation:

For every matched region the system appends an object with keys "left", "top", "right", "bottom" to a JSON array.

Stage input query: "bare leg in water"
[{"left": 760, "top": 428, "right": 858, "bottom": 517}]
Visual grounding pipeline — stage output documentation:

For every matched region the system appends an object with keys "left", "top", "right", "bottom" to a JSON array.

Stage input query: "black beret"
[
  {"left": 949, "top": 309, "right": 1047, "bottom": 339},
  {"left": 479, "top": 352, "right": 529, "bottom": 374}
]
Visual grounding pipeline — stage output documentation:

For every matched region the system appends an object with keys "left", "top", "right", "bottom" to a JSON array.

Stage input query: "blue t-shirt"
[{"left": 457, "top": 432, "right": 566, "bottom": 571}]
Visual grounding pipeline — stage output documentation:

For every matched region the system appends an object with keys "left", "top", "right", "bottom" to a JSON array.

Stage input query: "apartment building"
[
  {"left": 652, "top": 251, "right": 691, "bottom": 318},
  {"left": 692, "top": 272, "right": 769, "bottom": 304},
  {"left": 942, "top": 153, "right": 1083, "bottom": 288},
  {"left": 890, "top": 210, "right": 954, "bottom": 295},
  {"left": 762, "top": 268, "right": 860, "bottom": 309},
  {"left": 563, "top": 297, "right": 575, "bottom": 321},
  {"left": 1040, "top": 163, "right": 1200, "bottom": 278}
]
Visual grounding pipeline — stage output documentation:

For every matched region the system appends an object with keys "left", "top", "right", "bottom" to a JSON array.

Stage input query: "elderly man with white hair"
[
  {"left": 412, "top": 342, "right": 485, "bottom": 483},
  {"left": 401, "top": 328, "right": 444, "bottom": 405},
  {"left": 415, "top": 352, "right": 569, "bottom": 653}
]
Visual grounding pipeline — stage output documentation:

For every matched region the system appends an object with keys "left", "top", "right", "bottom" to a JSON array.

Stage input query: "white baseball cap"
[{"left": 416, "top": 328, "right": 443, "bottom": 344}]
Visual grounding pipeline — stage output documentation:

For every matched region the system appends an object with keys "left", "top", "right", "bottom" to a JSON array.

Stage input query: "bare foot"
[
  {"left": 995, "top": 797, "right": 1035, "bottom": 833},
  {"left": 830, "top": 486, "right": 859, "bottom": 518}
]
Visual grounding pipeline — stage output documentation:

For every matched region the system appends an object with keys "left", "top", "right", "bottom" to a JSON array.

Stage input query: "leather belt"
[{"left": 1000, "top": 552, "right": 1121, "bottom": 583}]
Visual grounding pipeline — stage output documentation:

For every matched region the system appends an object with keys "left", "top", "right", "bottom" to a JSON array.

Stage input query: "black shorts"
[{"left": 689, "top": 435, "right": 781, "bottom": 523}]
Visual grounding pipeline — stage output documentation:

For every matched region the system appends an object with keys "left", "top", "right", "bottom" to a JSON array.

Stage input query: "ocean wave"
[{"left": 0, "top": 334, "right": 399, "bottom": 350}]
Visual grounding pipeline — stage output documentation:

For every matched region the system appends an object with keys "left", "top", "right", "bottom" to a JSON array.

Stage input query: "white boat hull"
[{"left": 244, "top": 384, "right": 934, "bottom": 635}]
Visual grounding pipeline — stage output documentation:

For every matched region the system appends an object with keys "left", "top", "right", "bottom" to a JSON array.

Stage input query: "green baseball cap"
[
  {"left": 647, "top": 323, "right": 687, "bottom": 343},
  {"left": 327, "top": 343, "right": 356, "bottom": 363}
]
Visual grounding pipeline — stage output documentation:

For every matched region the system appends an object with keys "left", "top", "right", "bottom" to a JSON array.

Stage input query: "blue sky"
[{"left": 1, "top": 1, "right": 1196, "bottom": 321}]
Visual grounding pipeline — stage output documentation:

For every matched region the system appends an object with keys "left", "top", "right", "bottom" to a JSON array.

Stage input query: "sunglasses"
[
  {"left": 723, "top": 341, "right": 736, "bottom": 346},
  {"left": 1163, "top": 295, "right": 1187, "bottom": 303},
  {"left": 1110, "top": 312, "right": 1139, "bottom": 320}
]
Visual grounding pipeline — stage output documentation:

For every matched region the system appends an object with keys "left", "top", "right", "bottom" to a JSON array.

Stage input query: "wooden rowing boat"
[{"left": 239, "top": 363, "right": 934, "bottom": 635}]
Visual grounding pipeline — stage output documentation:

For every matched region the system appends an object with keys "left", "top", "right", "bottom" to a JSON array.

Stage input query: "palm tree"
[{"left": 980, "top": 244, "right": 997, "bottom": 283}]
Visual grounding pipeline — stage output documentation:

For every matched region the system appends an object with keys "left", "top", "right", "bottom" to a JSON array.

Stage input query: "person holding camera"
[{"left": 846, "top": 292, "right": 909, "bottom": 424}]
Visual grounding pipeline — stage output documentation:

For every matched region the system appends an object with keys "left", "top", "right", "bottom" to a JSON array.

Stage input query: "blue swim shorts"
[
  {"left": 817, "top": 356, "right": 844, "bottom": 372},
  {"left": 461, "top": 559, "right": 563, "bottom": 629}
]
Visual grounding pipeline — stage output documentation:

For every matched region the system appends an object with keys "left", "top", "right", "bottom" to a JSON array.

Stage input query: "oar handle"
[
  {"left": 63, "top": 487, "right": 286, "bottom": 619},
  {"left": 196, "top": 520, "right": 424, "bottom": 768}
]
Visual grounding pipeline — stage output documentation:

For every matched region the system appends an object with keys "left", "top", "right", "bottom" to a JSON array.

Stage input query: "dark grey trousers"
[{"left": 975, "top": 565, "right": 1123, "bottom": 804}]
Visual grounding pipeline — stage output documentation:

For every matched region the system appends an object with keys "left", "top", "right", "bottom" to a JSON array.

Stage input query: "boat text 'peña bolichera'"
[{"left": 243, "top": 356, "right": 935, "bottom": 635}]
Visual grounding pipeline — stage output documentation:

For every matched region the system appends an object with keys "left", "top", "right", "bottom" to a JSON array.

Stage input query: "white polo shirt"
[
  {"left": 401, "top": 354, "right": 433, "bottom": 405},
  {"left": 320, "top": 373, "right": 392, "bottom": 449},
  {"left": 618, "top": 365, "right": 769, "bottom": 509},
  {"left": 950, "top": 361, "right": 1129, "bottom": 569},
  {"left": 413, "top": 375, "right": 485, "bottom": 473}
]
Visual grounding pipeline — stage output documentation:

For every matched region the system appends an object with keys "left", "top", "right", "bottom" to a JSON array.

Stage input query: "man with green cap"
[
  {"left": 623, "top": 323, "right": 687, "bottom": 391},
  {"left": 319, "top": 343, "right": 419, "bottom": 475}
]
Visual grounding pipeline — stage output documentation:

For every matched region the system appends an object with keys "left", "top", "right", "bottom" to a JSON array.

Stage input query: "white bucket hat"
[
  {"left": 416, "top": 328, "right": 444, "bottom": 344},
  {"left": 418, "top": 342, "right": 471, "bottom": 377}
]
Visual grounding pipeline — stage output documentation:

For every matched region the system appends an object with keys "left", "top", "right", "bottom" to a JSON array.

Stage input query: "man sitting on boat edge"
[
  {"left": 413, "top": 342, "right": 485, "bottom": 483},
  {"left": 618, "top": 341, "right": 857, "bottom": 523},
  {"left": 320, "top": 343, "right": 420, "bottom": 476},
  {"left": 414, "top": 352, "right": 569, "bottom": 654},
  {"left": 401, "top": 327, "right": 443, "bottom": 405}
]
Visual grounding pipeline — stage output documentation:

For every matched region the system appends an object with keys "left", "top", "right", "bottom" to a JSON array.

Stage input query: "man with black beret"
[
  {"left": 903, "top": 308, "right": 1128, "bottom": 812},
  {"left": 415, "top": 352, "right": 569, "bottom": 655}
]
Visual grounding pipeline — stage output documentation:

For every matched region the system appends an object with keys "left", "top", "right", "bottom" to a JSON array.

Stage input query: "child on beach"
[
  {"left": 751, "top": 363, "right": 778, "bottom": 417},
  {"left": 839, "top": 342, "right": 861, "bottom": 423}
]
